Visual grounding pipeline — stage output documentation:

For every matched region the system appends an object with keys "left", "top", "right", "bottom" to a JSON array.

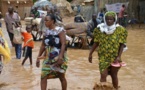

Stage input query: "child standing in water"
[{"left": 22, "top": 25, "right": 34, "bottom": 65}]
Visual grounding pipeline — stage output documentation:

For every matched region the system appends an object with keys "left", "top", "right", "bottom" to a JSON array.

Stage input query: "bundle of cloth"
[{"left": 0, "top": 28, "right": 11, "bottom": 73}]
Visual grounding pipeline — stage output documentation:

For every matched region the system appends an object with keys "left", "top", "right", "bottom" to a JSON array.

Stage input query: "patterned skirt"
[{"left": 41, "top": 53, "right": 68, "bottom": 79}]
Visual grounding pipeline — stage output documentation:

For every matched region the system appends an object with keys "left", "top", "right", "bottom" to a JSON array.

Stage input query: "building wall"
[
  {"left": 81, "top": 1, "right": 94, "bottom": 21},
  {"left": 1, "top": 0, "right": 33, "bottom": 20},
  {"left": 0, "top": 0, "right": 2, "bottom": 12},
  {"left": 97, "top": 0, "right": 131, "bottom": 10}
]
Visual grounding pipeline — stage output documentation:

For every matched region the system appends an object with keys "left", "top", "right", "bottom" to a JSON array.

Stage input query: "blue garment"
[
  {"left": 100, "top": 13, "right": 104, "bottom": 17},
  {"left": 97, "top": 12, "right": 104, "bottom": 23},
  {"left": 15, "top": 44, "right": 22, "bottom": 59},
  {"left": 96, "top": 18, "right": 102, "bottom": 24}
]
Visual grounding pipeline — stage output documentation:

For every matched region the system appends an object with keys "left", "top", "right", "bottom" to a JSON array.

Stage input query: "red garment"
[
  {"left": 118, "top": 7, "right": 125, "bottom": 18},
  {"left": 22, "top": 32, "right": 34, "bottom": 48}
]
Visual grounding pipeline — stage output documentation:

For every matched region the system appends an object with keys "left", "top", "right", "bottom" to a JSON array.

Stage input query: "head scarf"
[
  {"left": 97, "top": 11, "right": 128, "bottom": 52},
  {"left": 104, "top": 11, "right": 117, "bottom": 25},
  {"left": 97, "top": 11, "right": 120, "bottom": 34},
  {"left": 105, "top": 11, "right": 116, "bottom": 17}
]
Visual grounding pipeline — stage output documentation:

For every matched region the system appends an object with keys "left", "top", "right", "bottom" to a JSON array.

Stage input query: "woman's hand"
[
  {"left": 88, "top": 54, "right": 93, "bottom": 63},
  {"left": 54, "top": 56, "right": 63, "bottom": 67},
  {"left": 114, "top": 56, "right": 121, "bottom": 63},
  {"left": 88, "top": 43, "right": 99, "bottom": 63},
  {"left": 36, "top": 59, "right": 40, "bottom": 68}
]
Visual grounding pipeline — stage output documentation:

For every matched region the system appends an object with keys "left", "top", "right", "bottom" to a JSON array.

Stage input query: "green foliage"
[
  {"left": 33, "top": 0, "right": 37, "bottom": 3},
  {"left": 67, "top": 0, "right": 73, "bottom": 2}
]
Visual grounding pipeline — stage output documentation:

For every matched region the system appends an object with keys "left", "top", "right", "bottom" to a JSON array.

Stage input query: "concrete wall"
[{"left": 80, "top": 1, "right": 94, "bottom": 21}]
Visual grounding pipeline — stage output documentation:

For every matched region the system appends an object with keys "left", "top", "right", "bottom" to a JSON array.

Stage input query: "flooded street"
[{"left": 0, "top": 19, "right": 145, "bottom": 90}]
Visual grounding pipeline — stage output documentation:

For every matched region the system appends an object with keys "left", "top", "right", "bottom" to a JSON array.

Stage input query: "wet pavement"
[{"left": 0, "top": 19, "right": 145, "bottom": 90}]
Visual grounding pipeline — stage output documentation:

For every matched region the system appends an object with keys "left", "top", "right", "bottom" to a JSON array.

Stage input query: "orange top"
[{"left": 22, "top": 32, "right": 34, "bottom": 48}]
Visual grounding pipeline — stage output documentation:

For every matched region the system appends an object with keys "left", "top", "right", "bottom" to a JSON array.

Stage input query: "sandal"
[{"left": 111, "top": 62, "right": 126, "bottom": 67}]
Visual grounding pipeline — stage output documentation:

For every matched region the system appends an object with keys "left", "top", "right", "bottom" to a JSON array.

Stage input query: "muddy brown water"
[{"left": 1, "top": 19, "right": 145, "bottom": 90}]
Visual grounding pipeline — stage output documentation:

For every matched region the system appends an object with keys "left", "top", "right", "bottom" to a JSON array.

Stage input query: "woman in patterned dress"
[
  {"left": 88, "top": 11, "right": 128, "bottom": 89},
  {"left": 36, "top": 14, "right": 68, "bottom": 90}
]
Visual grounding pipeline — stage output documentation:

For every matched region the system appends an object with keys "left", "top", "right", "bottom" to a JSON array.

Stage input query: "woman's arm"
[
  {"left": 36, "top": 37, "right": 45, "bottom": 67},
  {"left": 88, "top": 42, "right": 99, "bottom": 63},
  {"left": 118, "top": 43, "right": 124, "bottom": 57},
  {"left": 55, "top": 31, "right": 66, "bottom": 66},
  {"left": 59, "top": 31, "right": 66, "bottom": 58},
  {"left": 114, "top": 43, "right": 125, "bottom": 62}
]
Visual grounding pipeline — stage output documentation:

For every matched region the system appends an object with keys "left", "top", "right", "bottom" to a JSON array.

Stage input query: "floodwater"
[{"left": 1, "top": 19, "right": 145, "bottom": 90}]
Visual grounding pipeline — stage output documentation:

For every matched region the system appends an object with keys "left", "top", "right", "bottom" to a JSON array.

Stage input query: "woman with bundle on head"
[
  {"left": 88, "top": 11, "right": 128, "bottom": 89},
  {"left": 36, "top": 14, "right": 68, "bottom": 90}
]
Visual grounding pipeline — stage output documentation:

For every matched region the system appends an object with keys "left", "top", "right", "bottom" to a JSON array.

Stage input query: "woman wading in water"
[
  {"left": 36, "top": 14, "right": 68, "bottom": 90},
  {"left": 88, "top": 11, "right": 128, "bottom": 89}
]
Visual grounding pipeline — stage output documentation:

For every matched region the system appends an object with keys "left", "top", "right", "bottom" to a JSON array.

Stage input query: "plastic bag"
[{"left": 13, "top": 27, "right": 22, "bottom": 44}]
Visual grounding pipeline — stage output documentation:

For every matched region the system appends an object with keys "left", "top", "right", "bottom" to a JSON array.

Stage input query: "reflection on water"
[{"left": 0, "top": 27, "right": 145, "bottom": 90}]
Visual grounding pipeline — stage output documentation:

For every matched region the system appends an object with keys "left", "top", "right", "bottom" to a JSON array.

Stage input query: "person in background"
[
  {"left": 97, "top": 9, "right": 104, "bottom": 23},
  {"left": 36, "top": 14, "right": 68, "bottom": 90},
  {"left": 14, "top": 6, "right": 21, "bottom": 21},
  {"left": 123, "top": 12, "right": 128, "bottom": 27},
  {"left": 21, "top": 25, "right": 34, "bottom": 65},
  {"left": 88, "top": 11, "right": 127, "bottom": 89},
  {"left": 31, "top": 7, "right": 40, "bottom": 41},
  {"left": 13, "top": 22, "right": 22, "bottom": 59},
  {"left": 38, "top": 6, "right": 47, "bottom": 40},
  {"left": 32, "top": 7, "right": 40, "bottom": 18},
  {"left": 103, "top": 8, "right": 107, "bottom": 13},
  {"left": 87, "top": 14, "right": 100, "bottom": 46},
  {"left": 4, "top": 6, "right": 21, "bottom": 46},
  {"left": 118, "top": 4, "right": 126, "bottom": 26}
]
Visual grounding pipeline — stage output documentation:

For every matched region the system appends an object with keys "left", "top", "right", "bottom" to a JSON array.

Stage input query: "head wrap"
[
  {"left": 97, "top": 11, "right": 128, "bottom": 52},
  {"left": 105, "top": 11, "right": 116, "bottom": 18},
  {"left": 97, "top": 11, "right": 119, "bottom": 35},
  {"left": 104, "top": 11, "right": 117, "bottom": 24}
]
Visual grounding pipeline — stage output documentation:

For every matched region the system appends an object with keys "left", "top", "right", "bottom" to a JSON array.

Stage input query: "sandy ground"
[{"left": 0, "top": 17, "right": 145, "bottom": 90}]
